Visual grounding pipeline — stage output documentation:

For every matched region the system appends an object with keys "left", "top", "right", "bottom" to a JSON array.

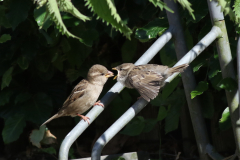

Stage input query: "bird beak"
[
  {"left": 105, "top": 71, "right": 114, "bottom": 78},
  {"left": 112, "top": 68, "right": 118, "bottom": 80}
]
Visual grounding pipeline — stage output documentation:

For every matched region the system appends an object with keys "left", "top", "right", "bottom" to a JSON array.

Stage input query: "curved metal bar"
[
  {"left": 166, "top": 26, "right": 221, "bottom": 82},
  {"left": 59, "top": 28, "right": 173, "bottom": 160},
  {"left": 91, "top": 26, "right": 222, "bottom": 160}
]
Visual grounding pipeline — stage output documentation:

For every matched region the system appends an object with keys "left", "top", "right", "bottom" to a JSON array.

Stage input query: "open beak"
[
  {"left": 112, "top": 68, "right": 118, "bottom": 80},
  {"left": 105, "top": 71, "right": 114, "bottom": 78}
]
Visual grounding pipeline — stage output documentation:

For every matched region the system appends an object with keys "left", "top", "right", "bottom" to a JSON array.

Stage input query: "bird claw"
[
  {"left": 94, "top": 100, "right": 104, "bottom": 108},
  {"left": 77, "top": 114, "right": 90, "bottom": 125}
]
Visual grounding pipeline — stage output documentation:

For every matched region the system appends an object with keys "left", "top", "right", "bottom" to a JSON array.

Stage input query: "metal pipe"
[
  {"left": 91, "top": 26, "right": 222, "bottom": 160},
  {"left": 59, "top": 28, "right": 173, "bottom": 160},
  {"left": 207, "top": 0, "right": 240, "bottom": 157},
  {"left": 238, "top": 36, "right": 240, "bottom": 121},
  {"left": 165, "top": 0, "right": 218, "bottom": 159}
]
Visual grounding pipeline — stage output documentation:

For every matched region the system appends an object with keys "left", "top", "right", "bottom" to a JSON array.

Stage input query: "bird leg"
[
  {"left": 77, "top": 114, "right": 90, "bottom": 124},
  {"left": 94, "top": 100, "right": 104, "bottom": 108}
]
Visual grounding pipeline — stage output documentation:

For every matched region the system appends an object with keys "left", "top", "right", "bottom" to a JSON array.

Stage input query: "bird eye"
[{"left": 101, "top": 73, "right": 105, "bottom": 76}]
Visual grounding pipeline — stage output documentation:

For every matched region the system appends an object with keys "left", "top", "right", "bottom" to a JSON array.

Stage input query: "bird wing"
[
  {"left": 127, "top": 69, "right": 163, "bottom": 102},
  {"left": 62, "top": 79, "right": 89, "bottom": 109}
]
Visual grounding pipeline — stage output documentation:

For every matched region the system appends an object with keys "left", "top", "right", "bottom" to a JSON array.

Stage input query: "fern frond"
[
  {"left": 85, "top": 0, "right": 132, "bottom": 39},
  {"left": 233, "top": 0, "right": 240, "bottom": 24},
  {"left": 47, "top": 0, "right": 80, "bottom": 39},
  {"left": 58, "top": 0, "right": 91, "bottom": 22},
  {"left": 148, "top": 0, "right": 174, "bottom": 13},
  {"left": 175, "top": 0, "right": 195, "bottom": 20}
]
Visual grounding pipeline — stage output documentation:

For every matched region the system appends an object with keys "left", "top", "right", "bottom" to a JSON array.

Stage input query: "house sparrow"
[
  {"left": 112, "top": 63, "right": 188, "bottom": 102},
  {"left": 41, "top": 64, "right": 114, "bottom": 126}
]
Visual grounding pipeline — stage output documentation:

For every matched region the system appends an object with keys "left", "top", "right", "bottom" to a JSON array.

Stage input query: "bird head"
[
  {"left": 87, "top": 64, "right": 114, "bottom": 85},
  {"left": 112, "top": 63, "right": 135, "bottom": 83}
]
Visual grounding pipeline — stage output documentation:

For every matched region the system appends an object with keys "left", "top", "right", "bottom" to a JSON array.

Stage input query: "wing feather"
[{"left": 127, "top": 69, "right": 163, "bottom": 102}]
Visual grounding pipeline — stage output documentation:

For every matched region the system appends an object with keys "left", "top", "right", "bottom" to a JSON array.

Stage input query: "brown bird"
[
  {"left": 112, "top": 63, "right": 188, "bottom": 102},
  {"left": 41, "top": 64, "right": 114, "bottom": 126}
]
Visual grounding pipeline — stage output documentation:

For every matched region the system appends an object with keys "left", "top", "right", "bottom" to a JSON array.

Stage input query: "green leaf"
[
  {"left": 0, "top": 90, "right": 13, "bottom": 106},
  {"left": 121, "top": 39, "right": 137, "bottom": 62},
  {"left": 160, "top": 41, "right": 177, "bottom": 66},
  {"left": 164, "top": 90, "right": 185, "bottom": 134},
  {"left": 165, "top": 104, "right": 180, "bottom": 134},
  {"left": 0, "top": 34, "right": 11, "bottom": 43},
  {"left": 65, "top": 69, "right": 82, "bottom": 83},
  {"left": 208, "top": 58, "right": 221, "bottom": 78},
  {"left": 29, "top": 125, "right": 46, "bottom": 148},
  {"left": 210, "top": 72, "right": 222, "bottom": 90},
  {"left": 21, "top": 93, "right": 53, "bottom": 124},
  {"left": 85, "top": 0, "right": 132, "bottom": 39},
  {"left": 140, "top": 3, "right": 158, "bottom": 20},
  {"left": 217, "top": 78, "right": 238, "bottom": 92},
  {"left": 34, "top": 6, "right": 53, "bottom": 31},
  {"left": 176, "top": 0, "right": 195, "bottom": 20},
  {"left": 191, "top": 81, "right": 208, "bottom": 99},
  {"left": 1, "top": 67, "right": 14, "bottom": 90},
  {"left": 111, "top": 90, "right": 132, "bottom": 119},
  {"left": 201, "top": 92, "right": 214, "bottom": 119},
  {"left": 17, "top": 56, "right": 29, "bottom": 70},
  {"left": 184, "top": 29, "right": 193, "bottom": 49},
  {"left": 157, "top": 106, "right": 168, "bottom": 121},
  {"left": 142, "top": 119, "right": 158, "bottom": 133},
  {"left": 150, "top": 94, "right": 166, "bottom": 106},
  {"left": 219, "top": 107, "right": 232, "bottom": 131},
  {"left": 15, "top": 92, "right": 31, "bottom": 104},
  {"left": 135, "top": 18, "right": 168, "bottom": 42},
  {"left": 162, "top": 77, "right": 181, "bottom": 100},
  {"left": 7, "top": 0, "right": 32, "bottom": 30},
  {"left": 149, "top": 0, "right": 174, "bottom": 13},
  {"left": 121, "top": 116, "right": 145, "bottom": 136},
  {"left": 0, "top": 5, "right": 11, "bottom": 28},
  {"left": 66, "top": 40, "right": 92, "bottom": 67},
  {"left": 41, "top": 147, "right": 56, "bottom": 155},
  {"left": 2, "top": 114, "right": 26, "bottom": 144},
  {"left": 46, "top": 0, "right": 80, "bottom": 39},
  {"left": 58, "top": 0, "right": 90, "bottom": 22}
]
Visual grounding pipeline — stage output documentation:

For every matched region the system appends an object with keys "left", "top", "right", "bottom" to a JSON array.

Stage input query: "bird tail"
[
  {"left": 41, "top": 114, "right": 59, "bottom": 126},
  {"left": 168, "top": 64, "right": 189, "bottom": 73}
]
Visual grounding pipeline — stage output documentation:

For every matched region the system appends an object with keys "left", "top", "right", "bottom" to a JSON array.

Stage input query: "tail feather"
[
  {"left": 169, "top": 64, "right": 189, "bottom": 73},
  {"left": 41, "top": 114, "right": 60, "bottom": 126}
]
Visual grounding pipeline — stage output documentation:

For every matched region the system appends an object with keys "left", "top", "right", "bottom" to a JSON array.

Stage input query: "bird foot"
[
  {"left": 94, "top": 100, "right": 104, "bottom": 108},
  {"left": 77, "top": 114, "right": 90, "bottom": 124}
]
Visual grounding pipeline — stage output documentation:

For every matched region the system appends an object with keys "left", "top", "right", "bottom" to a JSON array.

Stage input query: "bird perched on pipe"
[
  {"left": 41, "top": 64, "right": 114, "bottom": 126},
  {"left": 112, "top": 63, "right": 188, "bottom": 102}
]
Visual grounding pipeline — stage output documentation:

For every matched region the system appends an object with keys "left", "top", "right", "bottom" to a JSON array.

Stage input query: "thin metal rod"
[
  {"left": 59, "top": 28, "right": 173, "bottom": 160},
  {"left": 91, "top": 26, "right": 222, "bottom": 160},
  {"left": 207, "top": 0, "right": 240, "bottom": 157}
]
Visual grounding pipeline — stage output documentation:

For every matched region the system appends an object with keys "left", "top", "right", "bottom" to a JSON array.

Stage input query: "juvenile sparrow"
[
  {"left": 112, "top": 63, "right": 188, "bottom": 102},
  {"left": 41, "top": 64, "right": 114, "bottom": 126}
]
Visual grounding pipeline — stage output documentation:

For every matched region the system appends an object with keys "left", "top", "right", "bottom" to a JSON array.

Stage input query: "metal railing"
[{"left": 59, "top": 0, "right": 239, "bottom": 159}]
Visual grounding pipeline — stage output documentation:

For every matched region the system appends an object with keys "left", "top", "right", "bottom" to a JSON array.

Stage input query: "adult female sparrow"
[
  {"left": 41, "top": 64, "right": 114, "bottom": 126},
  {"left": 112, "top": 63, "right": 188, "bottom": 102}
]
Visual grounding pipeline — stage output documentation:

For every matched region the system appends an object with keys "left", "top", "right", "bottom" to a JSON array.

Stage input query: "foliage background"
[{"left": 0, "top": 0, "right": 239, "bottom": 159}]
